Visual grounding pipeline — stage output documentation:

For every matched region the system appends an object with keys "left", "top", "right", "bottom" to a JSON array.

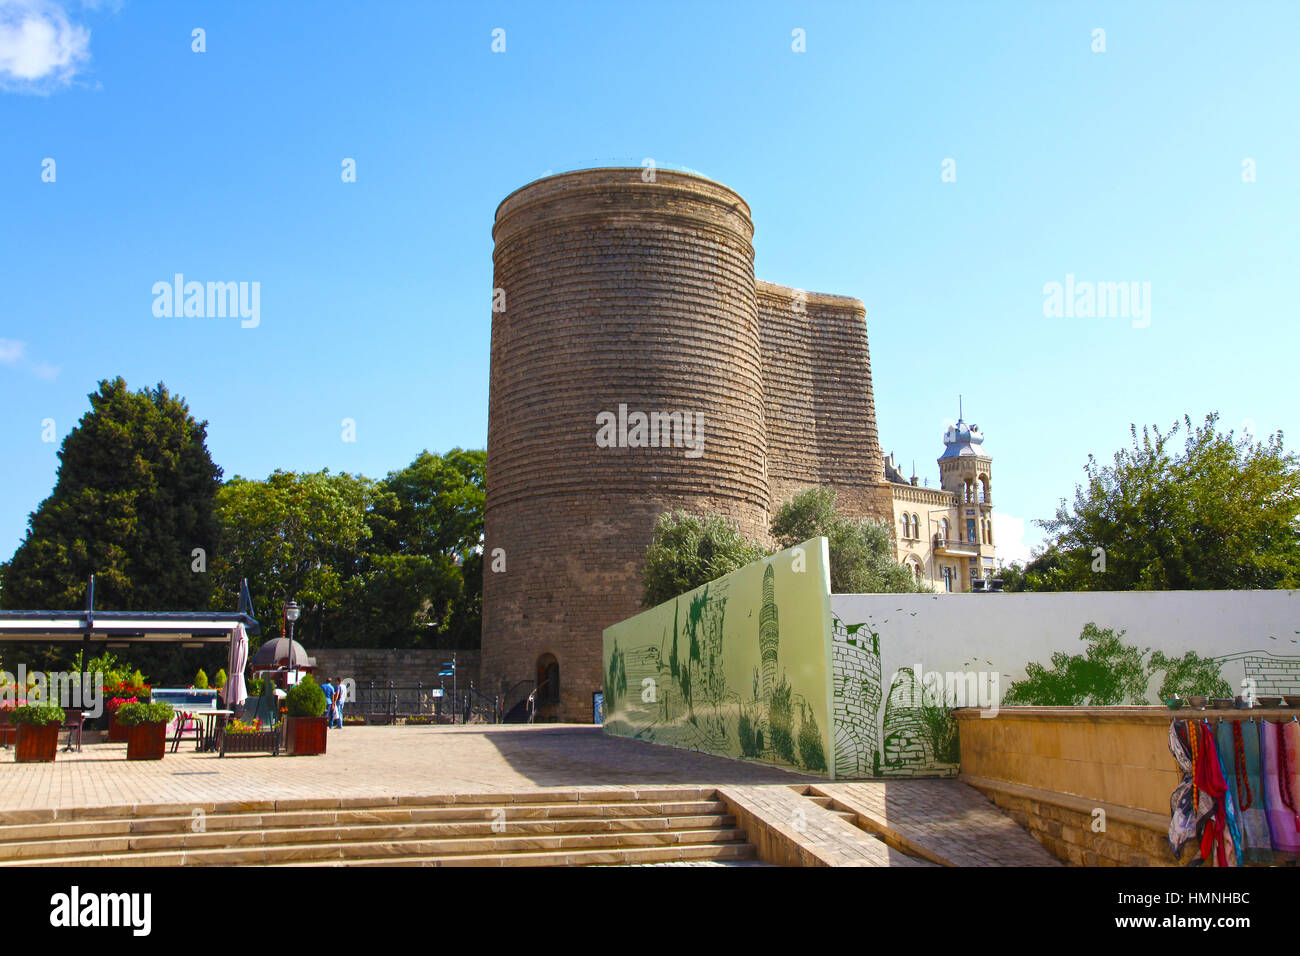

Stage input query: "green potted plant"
[
  {"left": 115, "top": 701, "right": 176, "bottom": 761},
  {"left": 284, "top": 675, "right": 328, "bottom": 756},
  {"left": 11, "top": 703, "right": 65, "bottom": 763}
]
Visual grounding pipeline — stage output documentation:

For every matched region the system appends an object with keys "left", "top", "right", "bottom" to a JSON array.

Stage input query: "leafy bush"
[
  {"left": 285, "top": 675, "right": 327, "bottom": 718},
  {"left": 641, "top": 511, "right": 768, "bottom": 607},
  {"left": 1149, "top": 650, "right": 1232, "bottom": 698},
  {"left": 214, "top": 669, "right": 227, "bottom": 689},
  {"left": 11, "top": 703, "right": 65, "bottom": 726},
  {"left": 114, "top": 702, "right": 175, "bottom": 726},
  {"left": 193, "top": 669, "right": 209, "bottom": 689},
  {"left": 1003, "top": 623, "right": 1150, "bottom": 705},
  {"left": 796, "top": 703, "right": 827, "bottom": 772},
  {"left": 769, "top": 679, "right": 795, "bottom": 764},
  {"left": 772, "top": 488, "right": 927, "bottom": 593}
]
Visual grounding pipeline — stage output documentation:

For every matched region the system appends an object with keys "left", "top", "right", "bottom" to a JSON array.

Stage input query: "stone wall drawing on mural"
[
  {"left": 603, "top": 539, "right": 832, "bottom": 775},
  {"left": 832, "top": 612, "right": 960, "bottom": 779}
]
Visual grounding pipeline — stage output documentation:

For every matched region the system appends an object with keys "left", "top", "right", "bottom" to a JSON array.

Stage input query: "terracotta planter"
[
  {"left": 125, "top": 722, "right": 167, "bottom": 761},
  {"left": 15, "top": 723, "right": 59, "bottom": 763},
  {"left": 286, "top": 716, "right": 328, "bottom": 756}
]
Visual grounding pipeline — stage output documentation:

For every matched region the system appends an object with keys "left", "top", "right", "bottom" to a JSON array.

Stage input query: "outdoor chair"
[
  {"left": 169, "top": 711, "right": 205, "bottom": 753},
  {"left": 0, "top": 710, "right": 12, "bottom": 749},
  {"left": 61, "top": 708, "right": 85, "bottom": 752}
]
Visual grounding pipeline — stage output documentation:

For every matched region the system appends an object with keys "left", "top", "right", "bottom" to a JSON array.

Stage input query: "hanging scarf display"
[
  {"left": 1211, "top": 721, "right": 1243, "bottom": 866},
  {"left": 1168, "top": 719, "right": 1213, "bottom": 859},
  {"left": 1192, "top": 720, "right": 1233, "bottom": 866},
  {"left": 1259, "top": 719, "right": 1300, "bottom": 859},
  {"left": 1216, "top": 718, "right": 1274, "bottom": 864}
]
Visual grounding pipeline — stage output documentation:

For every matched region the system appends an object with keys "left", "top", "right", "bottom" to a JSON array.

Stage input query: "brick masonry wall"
[
  {"left": 484, "top": 169, "right": 770, "bottom": 722},
  {"left": 482, "top": 169, "right": 894, "bottom": 723},
  {"left": 309, "top": 649, "right": 481, "bottom": 699}
]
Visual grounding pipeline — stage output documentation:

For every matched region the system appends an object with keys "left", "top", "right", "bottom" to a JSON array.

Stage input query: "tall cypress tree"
[{"left": 4, "top": 377, "right": 222, "bottom": 614}]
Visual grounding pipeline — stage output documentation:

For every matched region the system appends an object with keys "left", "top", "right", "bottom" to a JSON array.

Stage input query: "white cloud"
[
  {"left": 992, "top": 512, "right": 1036, "bottom": 567},
  {"left": 32, "top": 360, "right": 59, "bottom": 380},
  {"left": 0, "top": 338, "right": 26, "bottom": 363},
  {"left": 0, "top": 0, "right": 91, "bottom": 92}
]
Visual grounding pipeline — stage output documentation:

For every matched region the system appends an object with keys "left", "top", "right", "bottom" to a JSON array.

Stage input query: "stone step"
[
  {"left": 304, "top": 842, "right": 758, "bottom": 868},
  {"left": 0, "top": 813, "right": 739, "bottom": 860},
  {"left": 5, "top": 826, "right": 750, "bottom": 867},
  {"left": 0, "top": 787, "right": 720, "bottom": 826},
  {"left": 0, "top": 800, "right": 730, "bottom": 844}
]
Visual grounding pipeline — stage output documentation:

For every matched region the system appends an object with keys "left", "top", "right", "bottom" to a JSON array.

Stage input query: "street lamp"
[{"left": 284, "top": 599, "right": 300, "bottom": 649}]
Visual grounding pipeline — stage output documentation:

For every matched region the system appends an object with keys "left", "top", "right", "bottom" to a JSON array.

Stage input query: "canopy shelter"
[{"left": 0, "top": 574, "right": 260, "bottom": 656}]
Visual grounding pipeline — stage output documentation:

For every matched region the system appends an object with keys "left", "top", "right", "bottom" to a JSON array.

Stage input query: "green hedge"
[
  {"left": 11, "top": 704, "right": 65, "bottom": 727},
  {"left": 114, "top": 701, "right": 176, "bottom": 726}
]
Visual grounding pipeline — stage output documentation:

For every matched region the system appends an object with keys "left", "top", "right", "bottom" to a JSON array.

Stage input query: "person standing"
[
  {"left": 331, "top": 676, "right": 346, "bottom": 729},
  {"left": 319, "top": 677, "right": 335, "bottom": 730}
]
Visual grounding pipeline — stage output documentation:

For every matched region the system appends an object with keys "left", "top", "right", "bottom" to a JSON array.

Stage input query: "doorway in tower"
[{"left": 534, "top": 653, "right": 560, "bottom": 720}]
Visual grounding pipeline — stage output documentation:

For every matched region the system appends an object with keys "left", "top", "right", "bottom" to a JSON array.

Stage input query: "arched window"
[
  {"left": 901, "top": 514, "right": 911, "bottom": 539},
  {"left": 912, "top": 514, "right": 920, "bottom": 540},
  {"left": 980, "top": 475, "right": 990, "bottom": 504},
  {"left": 941, "top": 518, "right": 950, "bottom": 542}
]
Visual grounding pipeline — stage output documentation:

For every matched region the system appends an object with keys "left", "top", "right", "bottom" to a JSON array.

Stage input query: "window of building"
[
  {"left": 912, "top": 514, "right": 920, "bottom": 540},
  {"left": 901, "top": 514, "right": 911, "bottom": 539}
]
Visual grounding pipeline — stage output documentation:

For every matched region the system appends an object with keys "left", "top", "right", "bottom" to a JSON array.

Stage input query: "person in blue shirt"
[{"left": 318, "top": 678, "right": 335, "bottom": 728}]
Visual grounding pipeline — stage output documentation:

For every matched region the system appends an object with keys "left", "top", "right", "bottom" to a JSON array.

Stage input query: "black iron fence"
[{"left": 356, "top": 681, "right": 500, "bottom": 724}]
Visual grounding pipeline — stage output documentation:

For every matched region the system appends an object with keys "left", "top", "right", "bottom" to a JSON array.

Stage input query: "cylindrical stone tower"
[{"left": 482, "top": 168, "right": 769, "bottom": 722}]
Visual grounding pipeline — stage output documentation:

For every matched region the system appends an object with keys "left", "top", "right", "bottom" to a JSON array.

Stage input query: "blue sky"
[{"left": 2, "top": 0, "right": 1297, "bottom": 566}]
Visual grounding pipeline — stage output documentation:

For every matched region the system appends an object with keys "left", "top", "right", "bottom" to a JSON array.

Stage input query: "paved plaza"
[{"left": 0, "top": 724, "right": 812, "bottom": 813}]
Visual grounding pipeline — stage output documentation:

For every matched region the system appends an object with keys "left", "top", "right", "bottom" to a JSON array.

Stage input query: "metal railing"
[{"left": 358, "top": 681, "right": 500, "bottom": 724}]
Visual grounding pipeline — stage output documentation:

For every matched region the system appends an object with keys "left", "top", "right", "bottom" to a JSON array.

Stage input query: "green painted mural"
[{"left": 602, "top": 537, "right": 834, "bottom": 775}]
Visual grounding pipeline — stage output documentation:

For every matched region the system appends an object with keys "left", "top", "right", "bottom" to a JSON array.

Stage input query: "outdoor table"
[{"left": 195, "top": 709, "right": 233, "bottom": 752}]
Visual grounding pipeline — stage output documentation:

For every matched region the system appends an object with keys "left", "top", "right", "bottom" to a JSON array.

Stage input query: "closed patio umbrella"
[{"left": 224, "top": 623, "right": 249, "bottom": 707}]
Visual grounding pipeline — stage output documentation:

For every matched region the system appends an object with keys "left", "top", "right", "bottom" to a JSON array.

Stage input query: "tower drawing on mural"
[{"left": 759, "top": 564, "right": 779, "bottom": 699}]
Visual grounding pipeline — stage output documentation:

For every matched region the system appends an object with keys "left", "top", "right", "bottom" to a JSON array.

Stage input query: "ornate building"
[{"left": 884, "top": 413, "right": 997, "bottom": 592}]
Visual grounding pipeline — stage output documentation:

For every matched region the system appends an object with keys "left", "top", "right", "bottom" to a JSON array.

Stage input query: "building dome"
[{"left": 939, "top": 419, "right": 987, "bottom": 459}]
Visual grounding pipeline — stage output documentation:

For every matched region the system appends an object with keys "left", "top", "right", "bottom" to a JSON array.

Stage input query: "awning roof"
[
  {"left": 0, "top": 611, "right": 261, "bottom": 644},
  {"left": 0, "top": 575, "right": 261, "bottom": 646}
]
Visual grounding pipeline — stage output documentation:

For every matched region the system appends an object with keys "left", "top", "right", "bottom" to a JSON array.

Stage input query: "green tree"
[
  {"left": 1032, "top": 414, "right": 1300, "bottom": 590},
  {"left": 210, "top": 469, "right": 374, "bottom": 646},
  {"left": 772, "top": 488, "right": 926, "bottom": 593},
  {"left": 641, "top": 512, "right": 768, "bottom": 607},
  {"left": 193, "top": 669, "right": 209, "bottom": 689},
  {"left": 338, "top": 449, "right": 486, "bottom": 648},
  {"left": 1003, "top": 623, "right": 1151, "bottom": 705},
  {"left": 3, "top": 378, "right": 222, "bottom": 613}
]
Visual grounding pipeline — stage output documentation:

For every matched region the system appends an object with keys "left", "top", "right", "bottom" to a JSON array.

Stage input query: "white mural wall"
[{"left": 830, "top": 590, "right": 1300, "bottom": 779}]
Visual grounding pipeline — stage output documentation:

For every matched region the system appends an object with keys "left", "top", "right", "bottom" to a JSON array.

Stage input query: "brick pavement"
[
  {"left": 813, "top": 781, "right": 1061, "bottom": 867},
  {"left": 0, "top": 725, "right": 812, "bottom": 813},
  {"left": 0, "top": 726, "right": 1061, "bottom": 866}
]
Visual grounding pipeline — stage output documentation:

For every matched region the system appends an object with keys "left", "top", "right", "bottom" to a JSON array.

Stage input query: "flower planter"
[
  {"left": 125, "top": 722, "right": 167, "bottom": 761},
  {"left": 219, "top": 730, "right": 280, "bottom": 757},
  {"left": 15, "top": 723, "right": 59, "bottom": 763},
  {"left": 286, "top": 716, "right": 328, "bottom": 756},
  {"left": 108, "top": 714, "right": 127, "bottom": 743}
]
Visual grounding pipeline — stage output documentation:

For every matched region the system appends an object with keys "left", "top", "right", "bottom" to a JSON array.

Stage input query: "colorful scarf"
[
  {"left": 1216, "top": 719, "right": 1273, "bottom": 864},
  {"left": 1208, "top": 722, "right": 1242, "bottom": 865},
  {"left": 1260, "top": 720, "right": 1300, "bottom": 858},
  {"left": 1193, "top": 721, "right": 1233, "bottom": 866},
  {"left": 1168, "top": 720, "right": 1214, "bottom": 859}
]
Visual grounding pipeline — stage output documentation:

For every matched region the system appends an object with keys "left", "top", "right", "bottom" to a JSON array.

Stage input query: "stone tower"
[
  {"left": 937, "top": 411, "right": 995, "bottom": 588},
  {"left": 482, "top": 167, "right": 893, "bottom": 722}
]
